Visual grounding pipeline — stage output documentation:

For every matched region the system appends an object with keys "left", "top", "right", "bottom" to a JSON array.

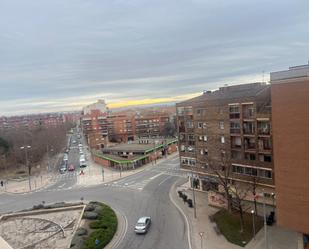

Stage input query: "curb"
[
  {"left": 169, "top": 178, "right": 194, "bottom": 249},
  {"left": 104, "top": 208, "right": 128, "bottom": 249}
]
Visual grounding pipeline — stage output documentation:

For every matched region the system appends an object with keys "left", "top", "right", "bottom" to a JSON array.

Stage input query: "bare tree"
[
  {"left": 230, "top": 182, "right": 250, "bottom": 233},
  {"left": 209, "top": 162, "right": 233, "bottom": 212}
]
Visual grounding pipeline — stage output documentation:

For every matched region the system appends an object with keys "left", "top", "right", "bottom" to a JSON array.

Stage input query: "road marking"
[
  {"left": 149, "top": 173, "right": 163, "bottom": 180},
  {"left": 158, "top": 176, "right": 173, "bottom": 186},
  {"left": 58, "top": 183, "right": 65, "bottom": 188}
]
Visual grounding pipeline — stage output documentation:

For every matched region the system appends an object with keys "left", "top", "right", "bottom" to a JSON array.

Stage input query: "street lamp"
[
  {"left": 251, "top": 210, "right": 256, "bottom": 239},
  {"left": 199, "top": 232, "right": 204, "bottom": 249},
  {"left": 20, "top": 145, "right": 32, "bottom": 191},
  {"left": 271, "top": 192, "right": 275, "bottom": 213}
]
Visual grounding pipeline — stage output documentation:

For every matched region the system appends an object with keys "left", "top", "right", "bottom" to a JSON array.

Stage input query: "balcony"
[
  {"left": 230, "top": 121, "right": 241, "bottom": 134},
  {"left": 243, "top": 121, "right": 255, "bottom": 135},
  {"left": 258, "top": 138, "right": 272, "bottom": 152},
  {"left": 231, "top": 136, "right": 242, "bottom": 149},
  {"left": 230, "top": 113, "right": 240, "bottom": 119},
  {"left": 244, "top": 137, "right": 256, "bottom": 151},
  {"left": 242, "top": 104, "right": 255, "bottom": 119},
  {"left": 258, "top": 121, "right": 271, "bottom": 135}
]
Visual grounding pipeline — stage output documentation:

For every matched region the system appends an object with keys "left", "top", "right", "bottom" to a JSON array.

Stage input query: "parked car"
[
  {"left": 63, "top": 153, "right": 69, "bottom": 161},
  {"left": 59, "top": 165, "right": 67, "bottom": 174},
  {"left": 134, "top": 217, "right": 151, "bottom": 234},
  {"left": 68, "top": 164, "right": 75, "bottom": 171}
]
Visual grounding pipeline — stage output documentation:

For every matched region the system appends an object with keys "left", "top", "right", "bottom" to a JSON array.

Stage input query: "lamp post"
[
  {"left": 20, "top": 145, "right": 32, "bottom": 191},
  {"left": 271, "top": 192, "right": 275, "bottom": 213},
  {"left": 262, "top": 191, "right": 268, "bottom": 249},
  {"left": 251, "top": 210, "right": 256, "bottom": 239},
  {"left": 199, "top": 232, "right": 204, "bottom": 249},
  {"left": 191, "top": 164, "right": 197, "bottom": 219}
]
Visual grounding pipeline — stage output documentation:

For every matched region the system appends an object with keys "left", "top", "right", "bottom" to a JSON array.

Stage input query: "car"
[
  {"left": 59, "top": 166, "right": 66, "bottom": 174},
  {"left": 63, "top": 154, "right": 69, "bottom": 161},
  {"left": 68, "top": 164, "right": 75, "bottom": 171},
  {"left": 72, "top": 140, "right": 77, "bottom": 144},
  {"left": 134, "top": 217, "right": 151, "bottom": 234}
]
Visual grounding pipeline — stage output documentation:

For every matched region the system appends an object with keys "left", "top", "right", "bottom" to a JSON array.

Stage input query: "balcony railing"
[
  {"left": 230, "top": 128, "right": 241, "bottom": 134},
  {"left": 230, "top": 113, "right": 240, "bottom": 119},
  {"left": 258, "top": 128, "right": 270, "bottom": 135}
]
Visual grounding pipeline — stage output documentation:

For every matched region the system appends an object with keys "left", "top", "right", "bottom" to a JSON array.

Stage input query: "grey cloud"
[{"left": 0, "top": 0, "right": 309, "bottom": 115}]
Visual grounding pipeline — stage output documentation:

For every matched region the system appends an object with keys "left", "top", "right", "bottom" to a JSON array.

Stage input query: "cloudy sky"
[{"left": 0, "top": 0, "right": 308, "bottom": 115}]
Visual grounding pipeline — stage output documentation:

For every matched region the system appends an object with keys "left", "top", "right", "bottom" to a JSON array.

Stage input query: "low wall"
[{"left": 93, "top": 156, "right": 110, "bottom": 167}]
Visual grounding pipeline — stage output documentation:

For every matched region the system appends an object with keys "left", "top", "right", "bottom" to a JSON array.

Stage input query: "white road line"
[
  {"left": 149, "top": 173, "right": 163, "bottom": 180},
  {"left": 158, "top": 176, "right": 173, "bottom": 186},
  {"left": 58, "top": 183, "right": 65, "bottom": 188}
]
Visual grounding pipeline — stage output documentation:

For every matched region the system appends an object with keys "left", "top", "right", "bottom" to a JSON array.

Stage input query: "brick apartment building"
[
  {"left": 0, "top": 113, "right": 75, "bottom": 130},
  {"left": 81, "top": 110, "right": 109, "bottom": 149},
  {"left": 81, "top": 101, "right": 176, "bottom": 149},
  {"left": 176, "top": 82, "right": 274, "bottom": 205},
  {"left": 270, "top": 63, "right": 309, "bottom": 243},
  {"left": 107, "top": 114, "right": 135, "bottom": 143},
  {"left": 134, "top": 114, "right": 170, "bottom": 138}
]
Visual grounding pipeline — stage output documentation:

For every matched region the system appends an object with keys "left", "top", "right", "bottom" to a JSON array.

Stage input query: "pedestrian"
[{"left": 0, "top": 180, "right": 3, "bottom": 187}]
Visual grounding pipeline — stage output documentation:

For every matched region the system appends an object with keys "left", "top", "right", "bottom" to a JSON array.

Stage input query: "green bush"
[{"left": 80, "top": 202, "right": 117, "bottom": 249}]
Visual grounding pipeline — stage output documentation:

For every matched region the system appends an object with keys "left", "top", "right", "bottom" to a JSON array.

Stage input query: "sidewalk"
[
  {"left": 75, "top": 151, "right": 179, "bottom": 187},
  {"left": 0, "top": 173, "right": 56, "bottom": 194},
  {"left": 170, "top": 179, "right": 299, "bottom": 249}
]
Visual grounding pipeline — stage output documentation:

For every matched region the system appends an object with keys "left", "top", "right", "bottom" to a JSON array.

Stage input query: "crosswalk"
[
  {"left": 102, "top": 173, "right": 164, "bottom": 191},
  {"left": 52, "top": 172, "right": 78, "bottom": 181}
]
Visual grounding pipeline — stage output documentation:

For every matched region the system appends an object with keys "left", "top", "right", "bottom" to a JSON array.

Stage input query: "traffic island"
[
  {"left": 70, "top": 201, "right": 118, "bottom": 249},
  {"left": 211, "top": 209, "right": 263, "bottom": 247}
]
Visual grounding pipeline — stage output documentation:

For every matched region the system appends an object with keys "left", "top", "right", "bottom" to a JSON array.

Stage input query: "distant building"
[
  {"left": 83, "top": 99, "right": 108, "bottom": 115},
  {"left": 270, "top": 63, "right": 309, "bottom": 241}
]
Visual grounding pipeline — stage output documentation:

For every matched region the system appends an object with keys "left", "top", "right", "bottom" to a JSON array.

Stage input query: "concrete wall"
[{"left": 271, "top": 78, "right": 309, "bottom": 234}]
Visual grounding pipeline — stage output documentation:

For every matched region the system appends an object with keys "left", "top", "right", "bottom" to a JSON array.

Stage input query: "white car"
[{"left": 134, "top": 217, "right": 151, "bottom": 234}]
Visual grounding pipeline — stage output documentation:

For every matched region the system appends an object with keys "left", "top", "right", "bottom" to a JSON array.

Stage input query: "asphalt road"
[{"left": 0, "top": 155, "right": 190, "bottom": 249}]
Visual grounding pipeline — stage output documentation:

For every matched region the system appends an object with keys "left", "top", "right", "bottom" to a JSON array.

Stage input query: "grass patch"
[
  {"left": 71, "top": 201, "right": 118, "bottom": 249},
  {"left": 212, "top": 209, "right": 263, "bottom": 247}
]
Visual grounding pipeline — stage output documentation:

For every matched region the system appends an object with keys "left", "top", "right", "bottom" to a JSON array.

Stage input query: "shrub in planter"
[
  {"left": 83, "top": 211, "right": 98, "bottom": 220},
  {"left": 75, "top": 227, "right": 88, "bottom": 236},
  {"left": 178, "top": 191, "right": 183, "bottom": 198},
  {"left": 84, "top": 204, "right": 95, "bottom": 212}
]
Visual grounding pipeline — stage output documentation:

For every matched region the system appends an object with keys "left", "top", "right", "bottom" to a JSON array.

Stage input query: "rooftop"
[
  {"left": 270, "top": 62, "right": 309, "bottom": 82},
  {"left": 177, "top": 82, "right": 269, "bottom": 105}
]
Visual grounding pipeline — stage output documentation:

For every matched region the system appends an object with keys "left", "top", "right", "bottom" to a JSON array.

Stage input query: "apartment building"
[
  {"left": 107, "top": 114, "right": 135, "bottom": 143},
  {"left": 135, "top": 114, "right": 170, "bottom": 138},
  {"left": 81, "top": 109, "right": 108, "bottom": 149},
  {"left": 270, "top": 63, "right": 309, "bottom": 242},
  {"left": 176, "top": 83, "right": 274, "bottom": 203}
]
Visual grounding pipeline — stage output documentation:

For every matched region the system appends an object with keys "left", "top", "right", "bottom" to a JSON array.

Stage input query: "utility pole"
[{"left": 20, "top": 145, "right": 31, "bottom": 191}]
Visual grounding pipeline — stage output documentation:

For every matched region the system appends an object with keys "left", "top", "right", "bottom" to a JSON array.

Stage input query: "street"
[{"left": 0, "top": 153, "right": 190, "bottom": 249}]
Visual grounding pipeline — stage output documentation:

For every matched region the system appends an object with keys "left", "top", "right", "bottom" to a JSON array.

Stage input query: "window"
[
  {"left": 188, "top": 134, "right": 195, "bottom": 141},
  {"left": 259, "top": 169, "right": 272, "bottom": 179},
  {"left": 204, "top": 149, "right": 208, "bottom": 156},
  {"left": 198, "top": 135, "right": 203, "bottom": 141},
  {"left": 245, "top": 153, "right": 256, "bottom": 161},
  {"left": 229, "top": 105, "right": 240, "bottom": 119},
  {"left": 221, "top": 136, "right": 225, "bottom": 144},
  {"left": 203, "top": 122, "right": 207, "bottom": 129},
  {"left": 203, "top": 135, "right": 208, "bottom": 142},
  {"left": 177, "top": 107, "right": 184, "bottom": 115},
  {"left": 221, "top": 150, "right": 226, "bottom": 159},
  {"left": 180, "top": 145, "right": 185, "bottom": 152},
  {"left": 219, "top": 121, "right": 224, "bottom": 129},
  {"left": 197, "top": 122, "right": 203, "bottom": 129},
  {"left": 186, "top": 121, "right": 194, "bottom": 128},
  {"left": 196, "top": 108, "right": 206, "bottom": 116},
  {"left": 181, "top": 157, "right": 196, "bottom": 166}
]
